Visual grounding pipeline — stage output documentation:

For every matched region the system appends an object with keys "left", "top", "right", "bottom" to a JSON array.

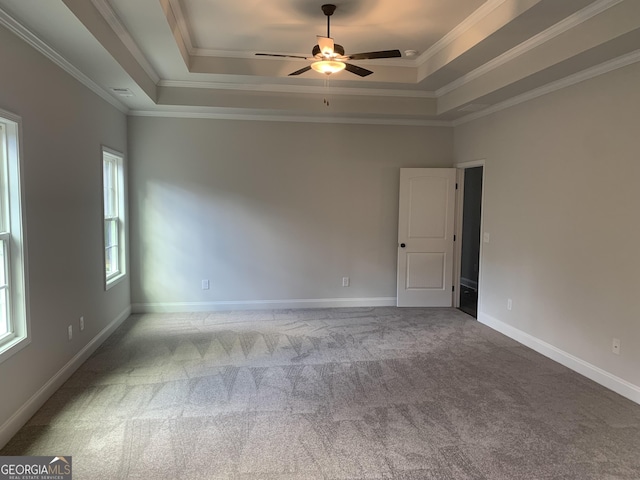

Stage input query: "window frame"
[
  {"left": 0, "top": 109, "right": 30, "bottom": 364},
  {"left": 102, "top": 147, "right": 126, "bottom": 290}
]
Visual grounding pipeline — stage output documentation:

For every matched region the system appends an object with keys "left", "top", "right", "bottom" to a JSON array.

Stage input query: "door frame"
[{"left": 453, "top": 160, "right": 486, "bottom": 313}]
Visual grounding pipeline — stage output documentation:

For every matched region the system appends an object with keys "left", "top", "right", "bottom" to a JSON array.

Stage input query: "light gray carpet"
[{"left": 2, "top": 307, "right": 640, "bottom": 479}]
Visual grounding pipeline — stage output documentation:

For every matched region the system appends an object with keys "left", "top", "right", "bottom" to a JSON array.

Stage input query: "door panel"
[
  {"left": 407, "top": 176, "right": 448, "bottom": 238},
  {"left": 397, "top": 168, "right": 456, "bottom": 307},
  {"left": 406, "top": 253, "right": 445, "bottom": 289}
]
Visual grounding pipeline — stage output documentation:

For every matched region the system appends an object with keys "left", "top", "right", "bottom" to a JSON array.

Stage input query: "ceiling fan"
[{"left": 256, "top": 4, "right": 401, "bottom": 77}]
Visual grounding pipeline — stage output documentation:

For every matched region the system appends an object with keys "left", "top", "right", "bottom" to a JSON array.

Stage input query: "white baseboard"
[
  {"left": 0, "top": 306, "right": 132, "bottom": 449},
  {"left": 478, "top": 312, "right": 640, "bottom": 405},
  {"left": 132, "top": 297, "right": 397, "bottom": 313}
]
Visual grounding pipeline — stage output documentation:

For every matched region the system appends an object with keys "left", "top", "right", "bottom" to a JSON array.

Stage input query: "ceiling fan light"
[
  {"left": 317, "top": 36, "right": 335, "bottom": 57},
  {"left": 311, "top": 60, "right": 346, "bottom": 75}
]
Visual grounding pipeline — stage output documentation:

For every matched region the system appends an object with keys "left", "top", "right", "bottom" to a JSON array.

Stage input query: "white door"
[{"left": 397, "top": 168, "right": 456, "bottom": 307}]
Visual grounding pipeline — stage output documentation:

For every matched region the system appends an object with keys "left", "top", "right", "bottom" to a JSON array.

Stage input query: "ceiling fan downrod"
[{"left": 321, "top": 4, "right": 336, "bottom": 37}]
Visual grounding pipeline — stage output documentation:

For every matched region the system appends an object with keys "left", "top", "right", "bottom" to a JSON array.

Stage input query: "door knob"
[{"left": 400, "top": 243, "right": 406, "bottom": 248}]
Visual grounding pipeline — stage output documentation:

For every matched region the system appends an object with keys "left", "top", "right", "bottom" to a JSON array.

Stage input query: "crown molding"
[
  {"left": 452, "top": 48, "right": 640, "bottom": 126},
  {"left": 166, "top": 0, "right": 195, "bottom": 55},
  {"left": 0, "top": 7, "right": 128, "bottom": 114},
  {"left": 437, "top": 0, "right": 625, "bottom": 97},
  {"left": 130, "top": 109, "right": 452, "bottom": 127},
  {"left": 90, "top": 0, "right": 160, "bottom": 84},
  {"left": 416, "top": 0, "right": 508, "bottom": 66},
  {"left": 158, "top": 80, "right": 436, "bottom": 99}
]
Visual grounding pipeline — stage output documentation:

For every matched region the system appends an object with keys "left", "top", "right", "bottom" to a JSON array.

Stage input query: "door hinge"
[
  {"left": 454, "top": 234, "right": 456, "bottom": 241},
  {"left": 455, "top": 183, "right": 458, "bottom": 190},
  {"left": 452, "top": 285, "right": 455, "bottom": 292}
]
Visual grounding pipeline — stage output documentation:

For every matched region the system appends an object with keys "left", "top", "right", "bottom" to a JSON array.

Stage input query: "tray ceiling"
[{"left": 0, "top": 0, "right": 639, "bottom": 124}]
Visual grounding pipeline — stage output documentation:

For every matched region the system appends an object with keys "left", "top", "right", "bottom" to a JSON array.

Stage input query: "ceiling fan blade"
[
  {"left": 344, "top": 63, "right": 373, "bottom": 77},
  {"left": 256, "top": 53, "right": 309, "bottom": 59},
  {"left": 347, "top": 49, "right": 402, "bottom": 60},
  {"left": 317, "top": 36, "right": 334, "bottom": 57},
  {"left": 289, "top": 65, "right": 312, "bottom": 76}
]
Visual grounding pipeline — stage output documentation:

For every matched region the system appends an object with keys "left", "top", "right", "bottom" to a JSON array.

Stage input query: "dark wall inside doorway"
[{"left": 461, "top": 167, "right": 483, "bottom": 287}]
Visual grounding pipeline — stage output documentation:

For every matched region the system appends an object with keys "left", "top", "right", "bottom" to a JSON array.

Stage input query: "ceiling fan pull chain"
[{"left": 324, "top": 78, "right": 330, "bottom": 106}]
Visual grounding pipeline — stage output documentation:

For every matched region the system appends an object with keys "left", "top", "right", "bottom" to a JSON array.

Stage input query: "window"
[
  {"left": 0, "top": 110, "right": 29, "bottom": 363},
  {"left": 102, "top": 148, "right": 126, "bottom": 288}
]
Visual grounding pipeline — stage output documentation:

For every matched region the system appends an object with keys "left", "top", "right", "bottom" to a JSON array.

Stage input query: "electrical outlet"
[
  {"left": 202, "top": 279, "right": 210, "bottom": 290},
  {"left": 507, "top": 298, "right": 512, "bottom": 311},
  {"left": 342, "top": 277, "right": 350, "bottom": 287},
  {"left": 612, "top": 338, "right": 621, "bottom": 355},
  {"left": 79, "top": 316, "right": 85, "bottom": 331},
  {"left": 68, "top": 325, "right": 73, "bottom": 341}
]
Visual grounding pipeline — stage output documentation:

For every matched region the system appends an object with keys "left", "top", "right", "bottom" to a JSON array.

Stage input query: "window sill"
[
  {"left": 0, "top": 333, "right": 30, "bottom": 365},
  {"left": 105, "top": 272, "right": 126, "bottom": 291}
]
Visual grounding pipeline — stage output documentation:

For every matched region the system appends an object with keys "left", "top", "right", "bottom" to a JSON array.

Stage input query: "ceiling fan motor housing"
[{"left": 313, "top": 44, "right": 344, "bottom": 58}]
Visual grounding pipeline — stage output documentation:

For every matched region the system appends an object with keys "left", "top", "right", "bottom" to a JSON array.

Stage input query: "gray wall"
[
  {"left": 128, "top": 117, "right": 453, "bottom": 308},
  {"left": 0, "top": 25, "right": 129, "bottom": 432},
  {"left": 455, "top": 62, "right": 640, "bottom": 388}
]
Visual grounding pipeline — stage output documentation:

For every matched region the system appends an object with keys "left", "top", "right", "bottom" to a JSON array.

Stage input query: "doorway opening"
[{"left": 459, "top": 166, "right": 483, "bottom": 318}]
